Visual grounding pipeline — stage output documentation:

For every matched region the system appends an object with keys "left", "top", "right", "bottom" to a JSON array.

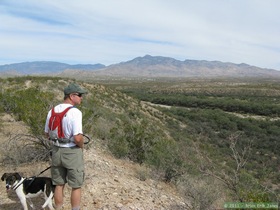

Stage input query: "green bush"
[
  {"left": 109, "top": 118, "right": 159, "bottom": 163},
  {"left": 146, "top": 138, "right": 185, "bottom": 182},
  {"left": 2, "top": 87, "right": 54, "bottom": 135}
]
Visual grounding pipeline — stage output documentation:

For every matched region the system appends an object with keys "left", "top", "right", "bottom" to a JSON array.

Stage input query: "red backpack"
[{"left": 48, "top": 106, "right": 73, "bottom": 140}]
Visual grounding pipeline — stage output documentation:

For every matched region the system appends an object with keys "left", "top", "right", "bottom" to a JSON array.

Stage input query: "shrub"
[
  {"left": 177, "top": 175, "right": 222, "bottom": 210},
  {"left": 2, "top": 87, "right": 54, "bottom": 135},
  {"left": 0, "top": 134, "right": 52, "bottom": 165},
  {"left": 146, "top": 138, "right": 185, "bottom": 182}
]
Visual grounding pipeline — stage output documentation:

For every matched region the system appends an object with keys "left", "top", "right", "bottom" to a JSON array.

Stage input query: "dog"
[{"left": 1, "top": 172, "right": 55, "bottom": 210}]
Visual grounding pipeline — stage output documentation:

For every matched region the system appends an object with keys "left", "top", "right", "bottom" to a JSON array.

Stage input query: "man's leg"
[
  {"left": 54, "top": 184, "right": 65, "bottom": 209},
  {"left": 71, "top": 187, "right": 81, "bottom": 209}
]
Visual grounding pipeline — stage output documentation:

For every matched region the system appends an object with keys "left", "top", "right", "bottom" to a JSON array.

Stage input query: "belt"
[
  {"left": 54, "top": 145, "right": 78, "bottom": 148},
  {"left": 49, "top": 138, "right": 73, "bottom": 144},
  {"left": 51, "top": 140, "right": 76, "bottom": 148}
]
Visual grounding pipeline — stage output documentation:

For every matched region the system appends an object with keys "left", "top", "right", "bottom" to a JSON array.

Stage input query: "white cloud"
[{"left": 0, "top": 0, "right": 280, "bottom": 70}]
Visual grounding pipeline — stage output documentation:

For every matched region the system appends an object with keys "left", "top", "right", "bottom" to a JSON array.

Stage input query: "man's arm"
[{"left": 74, "top": 134, "right": 84, "bottom": 148}]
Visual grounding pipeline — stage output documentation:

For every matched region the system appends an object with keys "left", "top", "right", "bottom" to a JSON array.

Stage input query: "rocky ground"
[{"left": 0, "top": 113, "right": 187, "bottom": 210}]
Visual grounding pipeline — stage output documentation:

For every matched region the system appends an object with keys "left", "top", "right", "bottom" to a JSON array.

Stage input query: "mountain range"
[{"left": 1, "top": 55, "right": 280, "bottom": 79}]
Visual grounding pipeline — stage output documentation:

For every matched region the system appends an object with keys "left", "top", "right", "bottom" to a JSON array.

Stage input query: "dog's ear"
[
  {"left": 14, "top": 173, "right": 21, "bottom": 180},
  {"left": 1, "top": 173, "right": 7, "bottom": 181}
]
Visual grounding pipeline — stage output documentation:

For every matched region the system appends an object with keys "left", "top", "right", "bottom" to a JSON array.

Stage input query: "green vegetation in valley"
[{"left": 105, "top": 78, "right": 280, "bottom": 202}]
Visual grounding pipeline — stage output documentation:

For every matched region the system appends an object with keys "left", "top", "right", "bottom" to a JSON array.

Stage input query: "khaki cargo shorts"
[{"left": 51, "top": 146, "right": 85, "bottom": 188}]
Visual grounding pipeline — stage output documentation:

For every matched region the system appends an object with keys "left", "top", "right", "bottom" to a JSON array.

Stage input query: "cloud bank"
[{"left": 0, "top": 0, "right": 280, "bottom": 70}]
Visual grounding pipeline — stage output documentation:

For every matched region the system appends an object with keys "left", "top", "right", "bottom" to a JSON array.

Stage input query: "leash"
[
  {"left": 83, "top": 134, "right": 91, "bottom": 144},
  {"left": 37, "top": 166, "right": 51, "bottom": 176},
  {"left": 26, "top": 166, "right": 52, "bottom": 190}
]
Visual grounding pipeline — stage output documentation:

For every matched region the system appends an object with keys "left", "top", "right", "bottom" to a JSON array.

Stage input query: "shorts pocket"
[{"left": 68, "top": 168, "right": 84, "bottom": 188}]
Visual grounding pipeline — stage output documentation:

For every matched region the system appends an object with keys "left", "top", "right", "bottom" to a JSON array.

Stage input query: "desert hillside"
[
  {"left": 0, "top": 113, "right": 186, "bottom": 210},
  {"left": 1, "top": 77, "right": 278, "bottom": 209}
]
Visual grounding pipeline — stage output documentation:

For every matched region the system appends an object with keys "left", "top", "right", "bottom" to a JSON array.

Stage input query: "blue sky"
[{"left": 1, "top": 0, "right": 280, "bottom": 70}]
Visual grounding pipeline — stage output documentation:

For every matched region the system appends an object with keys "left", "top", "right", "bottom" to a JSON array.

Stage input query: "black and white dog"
[{"left": 1, "top": 172, "right": 55, "bottom": 210}]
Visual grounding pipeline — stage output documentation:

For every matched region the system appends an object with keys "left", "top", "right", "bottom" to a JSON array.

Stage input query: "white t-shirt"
[{"left": 45, "top": 103, "right": 83, "bottom": 147}]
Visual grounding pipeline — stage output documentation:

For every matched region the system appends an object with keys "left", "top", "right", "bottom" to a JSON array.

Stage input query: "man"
[{"left": 45, "top": 83, "right": 87, "bottom": 210}]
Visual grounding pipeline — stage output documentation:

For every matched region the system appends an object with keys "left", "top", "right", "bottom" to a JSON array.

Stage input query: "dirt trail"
[{"left": 0, "top": 113, "right": 186, "bottom": 210}]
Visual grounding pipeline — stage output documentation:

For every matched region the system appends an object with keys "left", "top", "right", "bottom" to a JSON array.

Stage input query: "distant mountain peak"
[
  {"left": 1, "top": 56, "right": 280, "bottom": 79},
  {"left": 126, "top": 55, "right": 181, "bottom": 67}
]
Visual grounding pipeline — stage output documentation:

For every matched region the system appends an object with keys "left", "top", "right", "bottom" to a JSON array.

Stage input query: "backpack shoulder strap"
[
  {"left": 60, "top": 106, "right": 73, "bottom": 116},
  {"left": 51, "top": 106, "right": 74, "bottom": 116}
]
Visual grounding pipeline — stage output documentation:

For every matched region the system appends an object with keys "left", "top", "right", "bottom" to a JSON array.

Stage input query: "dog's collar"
[{"left": 12, "top": 178, "right": 26, "bottom": 191}]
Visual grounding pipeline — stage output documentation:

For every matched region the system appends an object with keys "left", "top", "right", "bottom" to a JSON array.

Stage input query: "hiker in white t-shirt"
[{"left": 45, "top": 83, "right": 87, "bottom": 210}]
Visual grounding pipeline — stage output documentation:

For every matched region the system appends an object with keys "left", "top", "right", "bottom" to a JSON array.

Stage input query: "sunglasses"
[{"left": 72, "top": 93, "right": 83, "bottom": 97}]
